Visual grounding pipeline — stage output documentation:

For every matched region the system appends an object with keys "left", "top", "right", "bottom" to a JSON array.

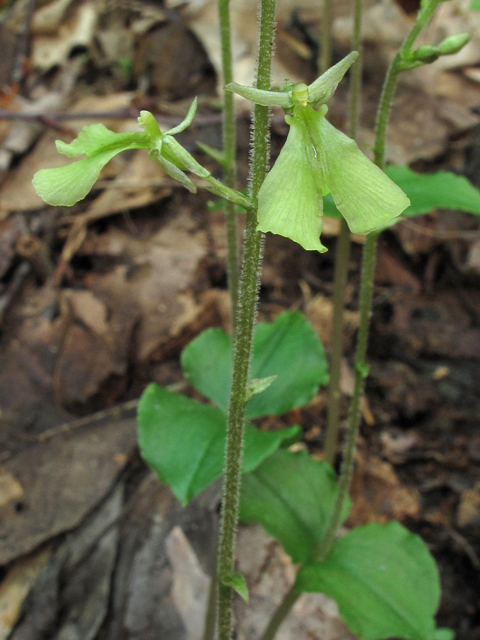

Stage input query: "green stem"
[
  {"left": 317, "top": 231, "right": 377, "bottom": 559},
  {"left": 259, "top": 585, "right": 301, "bottom": 640},
  {"left": 324, "top": 0, "right": 362, "bottom": 466},
  {"left": 324, "top": 217, "right": 351, "bottom": 466},
  {"left": 374, "top": 0, "right": 442, "bottom": 168},
  {"left": 255, "top": 4, "right": 445, "bottom": 638},
  {"left": 320, "top": 0, "right": 444, "bottom": 559},
  {"left": 216, "top": 1, "right": 277, "bottom": 638},
  {"left": 204, "top": 175, "right": 252, "bottom": 210},
  {"left": 218, "top": 0, "right": 240, "bottom": 327},
  {"left": 319, "top": 0, "right": 333, "bottom": 73}
]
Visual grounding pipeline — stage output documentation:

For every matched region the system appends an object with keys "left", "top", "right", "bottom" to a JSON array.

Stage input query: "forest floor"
[{"left": 0, "top": 0, "right": 480, "bottom": 639}]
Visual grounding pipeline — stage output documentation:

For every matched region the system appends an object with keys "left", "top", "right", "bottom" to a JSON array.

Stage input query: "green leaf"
[
  {"left": 470, "top": 0, "right": 480, "bottom": 10},
  {"left": 239, "top": 449, "right": 347, "bottom": 563},
  {"left": 181, "top": 327, "right": 232, "bottom": 413},
  {"left": 385, "top": 166, "right": 480, "bottom": 217},
  {"left": 33, "top": 126, "right": 150, "bottom": 206},
  {"left": 181, "top": 311, "right": 329, "bottom": 418},
  {"left": 138, "top": 384, "right": 300, "bottom": 505},
  {"left": 296, "top": 522, "right": 440, "bottom": 640},
  {"left": 322, "top": 193, "right": 342, "bottom": 219},
  {"left": 433, "top": 629, "right": 454, "bottom": 640},
  {"left": 222, "top": 572, "right": 249, "bottom": 603},
  {"left": 324, "top": 167, "right": 480, "bottom": 226}
]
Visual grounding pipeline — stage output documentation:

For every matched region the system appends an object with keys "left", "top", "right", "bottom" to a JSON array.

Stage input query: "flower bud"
[
  {"left": 138, "top": 111, "right": 162, "bottom": 140},
  {"left": 412, "top": 45, "right": 440, "bottom": 63},
  {"left": 438, "top": 32, "right": 471, "bottom": 56},
  {"left": 292, "top": 83, "right": 309, "bottom": 107}
]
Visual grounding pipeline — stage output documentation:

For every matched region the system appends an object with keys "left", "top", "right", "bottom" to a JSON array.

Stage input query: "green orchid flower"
[
  {"left": 257, "top": 103, "right": 410, "bottom": 252},
  {"left": 227, "top": 52, "right": 410, "bottom": 252},
  {"left": 33, "top": 98, "right": 210, "bottom": 207}
]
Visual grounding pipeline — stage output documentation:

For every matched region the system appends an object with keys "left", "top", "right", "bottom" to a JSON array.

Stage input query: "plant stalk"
[
  {"left": 324, "top": 217, "right": 351, "bottom": 466},
  {"left": 320, "top": 0, "right": 444, "bottom": 558},
  {"left": 324, "top": 0, "right": 362, "bottom": 466},
  {"left": 216, "top": 1, "right": 277, "bottom": 638},
  {"left": 259, "top": 2, "right": 444, "bottom": 635},
  {"left": 259, "top": 585, "right": 301, "bottom": 640},
  {"left": 218, "top": 0, "right": 240, "bottom": 327},
  {"left": 204, "top": 175, "right": 251, "bottom": 210}
]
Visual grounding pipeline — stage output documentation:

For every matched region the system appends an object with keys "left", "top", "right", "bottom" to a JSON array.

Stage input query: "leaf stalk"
[{"left": 324, "top": 0, "right": 362, "bottom": 465}]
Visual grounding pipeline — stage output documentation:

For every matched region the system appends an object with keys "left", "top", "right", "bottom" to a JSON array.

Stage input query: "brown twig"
[
  {"left": 11, "top": 0, "right": 37, "bottom": 85},
  {"left": 16, "top": 234, "right": 54, "bottom": 281}
]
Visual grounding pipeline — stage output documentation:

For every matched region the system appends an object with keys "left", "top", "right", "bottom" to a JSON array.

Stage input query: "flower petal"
[
  {"left": 33, "top": 147, "right": 127, "bottom": 206},
  {"left": 55, "top": 124, "right": 149, "bottom": 158},
  {"left": 304, "top": 109, "right": 410, "bottom": 234},
  {"left": 258, "top": 115, "right": 327, "bottom": 252}
]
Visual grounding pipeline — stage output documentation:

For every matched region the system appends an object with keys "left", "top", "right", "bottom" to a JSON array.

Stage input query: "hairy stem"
[
  {"left": 254, "top": 4, "right": 447, "bottom": 638},
  {"left": 218, "top": 0, "right": 240, "bottom": 327},
  {"left": 216, "top": 1, "right": 277, "bottom": 638},
  {"left": 324, "top": 0, "right": 362, "bottom": 465}
]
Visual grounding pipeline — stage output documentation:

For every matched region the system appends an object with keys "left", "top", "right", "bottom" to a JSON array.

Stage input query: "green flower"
[
  {"left": 226, "top": 52, "right": 410, "bottom": 252},
  {"left": 257, "top": 104, "right": 410, "bottom": 252},
  {"left": 33, "top": 98, "right": 209, "bottom": 207}
]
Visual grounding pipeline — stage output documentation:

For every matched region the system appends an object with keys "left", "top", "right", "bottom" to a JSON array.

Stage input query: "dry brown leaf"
[
  {"left": 305, "top": 294, "right": 359, "bottom": 351},
  {"left": 0, "top": 468, "right": 24, "bottom": 508},
  {"left": 0, "top": 418, "right": 136, "bottom": 565},
  {"left": 457, "top": 482, "right": 480, "bottom": 528},
  {"left": 32, "top": 2, "right": 97, "bottom": 70},
  {"left": 347, "top": 454, "right": 421, "bottom": 526},
  {"left": 0, "top": 547, "right": 51, "bottom": 640},
  {"left": 85, "top": 211, "right": 208, "bottom": 362},
  {"left": 165, "top": 527, "right": 210, "bottom": 640}
]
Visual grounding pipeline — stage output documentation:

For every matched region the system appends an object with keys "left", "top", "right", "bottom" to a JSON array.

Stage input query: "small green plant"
[{"left": 32, "top": 0, "right": 479, "bottom": 639}]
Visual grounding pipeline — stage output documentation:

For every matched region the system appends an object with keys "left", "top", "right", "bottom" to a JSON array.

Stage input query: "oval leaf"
[
  {"left": 296, "top": 522, "right": 440, "bottom": 640},
  {"left": 324, "top": 168, "right": 480, "bottom": 224},
  {"left": 138, "top": 384, "right": 300, "bottom": 505},
  {"left": 239, "top": 449, "right": 347, "bottom": 563},
  {"left": 181, "top": 311, "right": 329, "bottom": 419},
  {"left": 385, "top": 166, "right": 480, "bottom": 217}
]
